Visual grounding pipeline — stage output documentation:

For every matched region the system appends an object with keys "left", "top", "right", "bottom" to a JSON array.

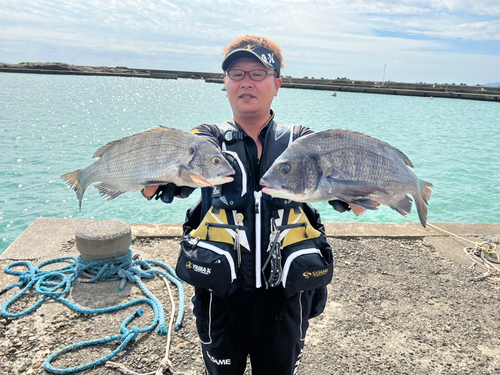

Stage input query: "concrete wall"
[{"left": 1, "top": 63, "right": 498, "bottom": 101}]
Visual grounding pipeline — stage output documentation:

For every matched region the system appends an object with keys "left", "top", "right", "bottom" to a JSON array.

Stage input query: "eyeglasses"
[{"left": 225, "top": 69, "right": 277, "bottom": 81}]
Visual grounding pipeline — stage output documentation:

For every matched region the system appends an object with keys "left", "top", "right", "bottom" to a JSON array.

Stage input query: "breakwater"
[{"left": 1, "top": 62, "right": 499, "bottom": 102}]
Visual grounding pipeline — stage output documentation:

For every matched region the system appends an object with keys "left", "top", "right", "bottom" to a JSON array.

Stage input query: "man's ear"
[{"left": 274, "top": 78, "right": 282, "bottom": 96}]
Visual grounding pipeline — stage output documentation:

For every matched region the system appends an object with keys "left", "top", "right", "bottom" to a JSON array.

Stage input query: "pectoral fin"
[
  {"left": 189, "top": 174, "right": 212, "bottom": 187},
  {"left": 178, "top": 167, "right": 212, "bottom": 187},
  {"left": 349, "top": 204, "right": 368, "bottom": 216},
  {"left": 329, "top": 178, "right": 387, "bottom": 199},
  {"left": 348, "top": 198, "right": 381, "bottom": 211}
]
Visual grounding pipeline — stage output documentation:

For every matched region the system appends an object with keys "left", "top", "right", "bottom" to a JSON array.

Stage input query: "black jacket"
[{"left": 179, "top": 111, "right": 333, "bottom": 296}]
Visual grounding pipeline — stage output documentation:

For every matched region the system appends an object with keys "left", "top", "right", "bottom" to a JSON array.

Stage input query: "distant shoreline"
[{"left": 1, "top": 62, "right": 499, "bottom": 102}]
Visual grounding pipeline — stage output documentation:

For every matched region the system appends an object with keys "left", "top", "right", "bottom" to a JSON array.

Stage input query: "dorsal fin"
[
  {"left": 92, "top": 126, "right": 176, "bottom": 158},
  {"left": 92, "top": 139, "right": 122, "bottom": 158}
]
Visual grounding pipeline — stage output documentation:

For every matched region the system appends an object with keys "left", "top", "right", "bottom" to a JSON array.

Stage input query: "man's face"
[{"left": 223, "top": 57, "right": 282, "bottom": 119}]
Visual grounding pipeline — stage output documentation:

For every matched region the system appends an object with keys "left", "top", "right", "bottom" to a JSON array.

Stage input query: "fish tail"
[
  {"left": 61, "top": 170, "right": 86, "bottom": 211},
  {"left": 421, "top": 180, "right": 434, "bottom": 204},
  {"left": 415, "top": 179, "right": 434, "bottom": 228}
]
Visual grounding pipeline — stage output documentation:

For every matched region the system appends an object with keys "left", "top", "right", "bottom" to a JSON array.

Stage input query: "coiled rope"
[
  {"left": 427, "top": 223, "right": 500, "bottom": 280},
  {"left": 0, "top": 248, "right": 185, "bottom": 374}
]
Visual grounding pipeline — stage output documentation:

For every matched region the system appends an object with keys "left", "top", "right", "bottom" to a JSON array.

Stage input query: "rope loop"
[
  {"left": 1, "top": 247, "right": 185, "bottom": 374},
  {"left": 44, "top": 311, "right": 142, "bottom": 374},
  {"left": 427, "top": 224, "right": 500, "bottom": 280},
  {"left": 34, "top": 271, "right": 75, "bottom": 299},
  {"left": 479, "top": 241, "right": 498, "bottom": 257}
]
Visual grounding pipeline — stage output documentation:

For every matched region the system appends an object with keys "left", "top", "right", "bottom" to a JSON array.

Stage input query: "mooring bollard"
[{"left": 75, "top": 220, "right": 131, "bottom": 262}]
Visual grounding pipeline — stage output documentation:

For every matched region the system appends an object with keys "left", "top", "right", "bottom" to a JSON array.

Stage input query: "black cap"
[{"left": 222, "top": 44, "right": 281, "bottom": 77}]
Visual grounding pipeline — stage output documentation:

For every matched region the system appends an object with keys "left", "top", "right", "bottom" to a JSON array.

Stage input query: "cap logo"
[
  {"left": 261, "top": 53, "right": 275, "bottom": 65},
  {"left": 244, "top": 44, "right": 256, "bottom": 51}
]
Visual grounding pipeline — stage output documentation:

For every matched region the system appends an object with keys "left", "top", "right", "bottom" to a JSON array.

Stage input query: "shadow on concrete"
[{"left": 71, "top": 280, "right": 132, "bottom": 309}]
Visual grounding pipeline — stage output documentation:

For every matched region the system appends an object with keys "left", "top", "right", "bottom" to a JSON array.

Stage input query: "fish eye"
[
  {"left": 212, "top": 156, "right": 222, "bottom": 165},
  {"left": 279, "top": 163, "right": 291, "bottom": 174}
]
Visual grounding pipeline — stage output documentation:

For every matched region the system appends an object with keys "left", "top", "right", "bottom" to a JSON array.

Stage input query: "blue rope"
[
  {"left": 76, "top": 250, "right": 133, "bottom": 282},
  {"left": 0, "top": 248, "right": 185, "bottom": 374}
]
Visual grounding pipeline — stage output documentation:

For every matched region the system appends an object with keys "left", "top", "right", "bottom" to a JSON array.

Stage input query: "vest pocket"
[
  {"left": 177, "top": 237, "right": 239, "bottom": 298},
  {"left": 281, "top": 240, "right": 333, "bottom": 298}
]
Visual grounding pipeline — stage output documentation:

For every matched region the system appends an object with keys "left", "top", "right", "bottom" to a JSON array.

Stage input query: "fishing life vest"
[{"left": 176, "top": 118, "right": 333, "bottom": 297}]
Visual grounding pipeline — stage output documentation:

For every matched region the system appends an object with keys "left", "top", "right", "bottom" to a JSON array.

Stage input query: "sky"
[{"left": 0, "top": 0, "right": 499, "bottom": 86}]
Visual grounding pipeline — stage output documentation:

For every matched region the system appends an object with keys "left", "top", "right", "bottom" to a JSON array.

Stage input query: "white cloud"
[
  {"left": 0, "top": 26, "right": 220, "bottom": 56},
  {"left": 0, "top": 0, "right": 498, "bottom": 84},
  {"left": 408, "top": 19, "right": 500, "bottom": 41}
]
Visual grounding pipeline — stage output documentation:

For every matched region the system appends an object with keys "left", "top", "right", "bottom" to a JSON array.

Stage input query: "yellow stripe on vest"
[
  {"left": 191, "top": 207, "right": 234, "bottom": 245},
  {"left": 282, "top": 207, "right": 322, "bottom": 247}
]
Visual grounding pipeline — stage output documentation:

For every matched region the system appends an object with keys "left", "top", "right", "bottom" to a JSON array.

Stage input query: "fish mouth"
[
  {"left": 214, "top": 170, "right": 235, "bottom": 185},
  {"left": 260, "top": 179, "right": 283, "bottom": 195},
  {"left": 261, "top": 186, "right": 276, "bottom": 195},
  {"left": 180, "top": 167, "right": 234, "bottom": 187},
  {"left": 260, "top": 178, "right": 280, "bottom": 188},
  {"left": 191, "top": 170, "right": 235, "bottom": 187},
  {"left": 218, "top": 176, "right": 234, "bottom": 184}
]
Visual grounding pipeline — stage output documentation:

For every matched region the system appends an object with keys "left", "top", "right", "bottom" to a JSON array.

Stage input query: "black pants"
[{"left": 192, "top": 286, "right": 327, "bottom": 375}]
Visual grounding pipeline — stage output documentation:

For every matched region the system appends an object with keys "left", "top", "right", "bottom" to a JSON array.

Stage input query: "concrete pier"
[
  {"left": 1, "top": 218, "right": 499, "bottom": 374},
  {"left": 2, "top": 217, "right": 499, "bottom": 270}
]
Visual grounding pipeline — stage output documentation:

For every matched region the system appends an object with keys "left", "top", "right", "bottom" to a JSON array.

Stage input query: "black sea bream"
[{"left": 261, "top": 129, "right": 433, "bottom": 227}]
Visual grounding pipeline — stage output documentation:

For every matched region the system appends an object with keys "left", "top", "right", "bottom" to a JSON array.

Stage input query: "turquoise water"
[{"left": 1, "top": 73, "right": 499, "bottom": 254}]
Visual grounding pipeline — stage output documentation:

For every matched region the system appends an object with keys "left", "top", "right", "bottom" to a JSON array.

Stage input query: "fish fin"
[
  {"left": 92, "top": 139, "right": 123, "bottom": 158},
  {"left": 421, "top": 180, "right": 434, "bottom": 204},
  {"left": 390, "top": 195, "right": 413, "bottom": 218},
  {"left": 349, "top": 204, "right": 368, "bottom": 217},
  {"left": 158, "top": 125, "right": 175, "bottom": 131},
  {"left": 178, "top": 166, "right": 212, "bottom": 187},
  {"left": 385, "top": 146, "right": 414, "bottom": 168},
  {"left": 328, "top": 178, "right": 388, "bottom": 198},
  {"left": 401, "top": 153, "right": 414, "bottom": 168},
  {"left": 61, "top": 170, "right": 85, "bottom": 211},
  {"left": 347, "top": 199, "right": 380, "bottom": 211},
  {"left": 95, "top": 183, "right": 125, "bottom": 202},
  {"left": 140, "top": 180, "right": 173, "bottom": 186},
  {"left": 414, "top": 180, "right": 434, "bottom": 227}
]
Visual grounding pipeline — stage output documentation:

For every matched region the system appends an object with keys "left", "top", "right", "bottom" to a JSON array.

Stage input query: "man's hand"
[
  {"left": 142, "top": 185, "right": 159, "bottom": 199},
  {"left": 142, "top": 184, "right": 195, "bottom": 204},
  {"left": 328, "top": 200, "right": 351, "bottom": 213}
]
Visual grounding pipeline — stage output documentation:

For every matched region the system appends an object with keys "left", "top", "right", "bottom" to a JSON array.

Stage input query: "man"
[{"left": 143, "top": 35, "right": 338, "bottom": 375}]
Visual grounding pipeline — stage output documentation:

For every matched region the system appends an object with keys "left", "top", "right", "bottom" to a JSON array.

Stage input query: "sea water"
[{"left": 1, "top": 73, "right": 499, "bottom": 254}]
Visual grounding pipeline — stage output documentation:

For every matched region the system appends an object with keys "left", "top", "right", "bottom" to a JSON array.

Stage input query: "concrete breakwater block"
[{"left": 75, "top": 220, "right": 131, "bottom": 262}]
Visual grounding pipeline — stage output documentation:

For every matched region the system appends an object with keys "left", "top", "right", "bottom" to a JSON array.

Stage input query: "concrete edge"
[{"left": 1, "top": 218, "right": 499, "bottom": 270}]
